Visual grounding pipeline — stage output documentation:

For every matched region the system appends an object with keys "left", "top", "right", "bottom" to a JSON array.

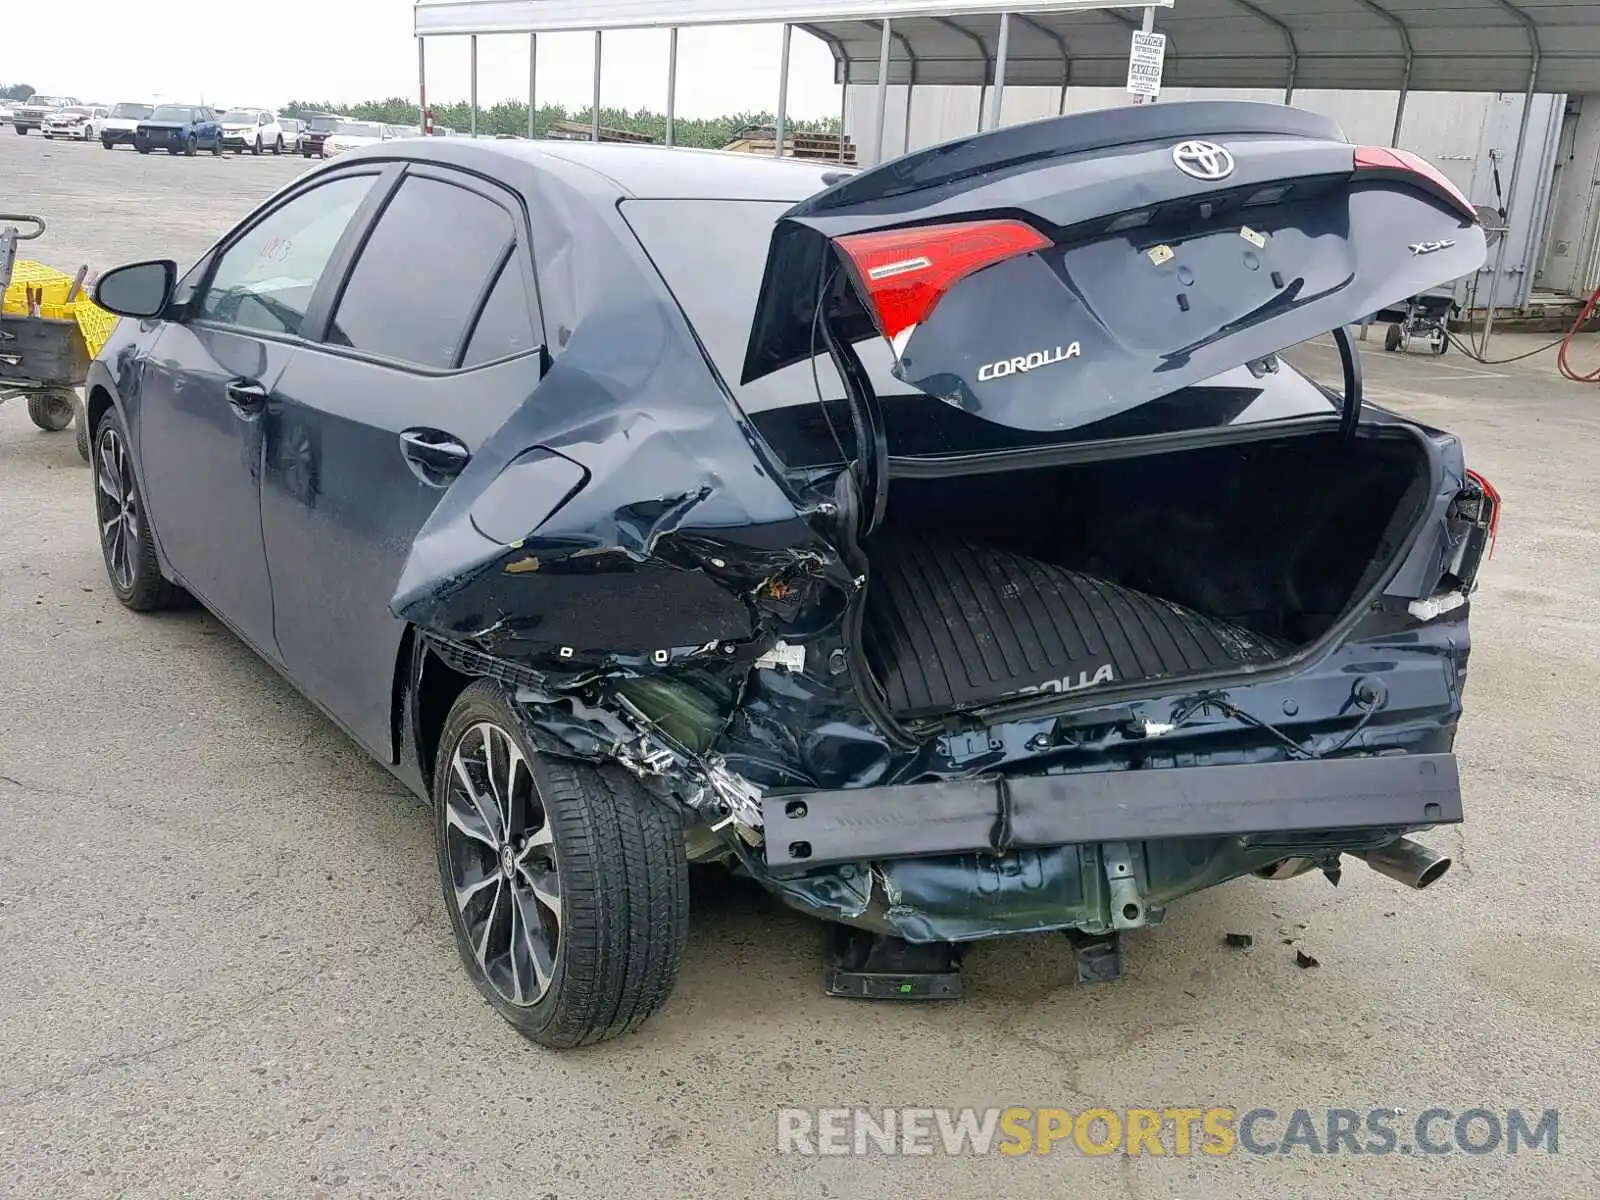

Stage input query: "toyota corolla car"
[{"left": 83, "top": 102, "right": 1493, "bottom": 1048}]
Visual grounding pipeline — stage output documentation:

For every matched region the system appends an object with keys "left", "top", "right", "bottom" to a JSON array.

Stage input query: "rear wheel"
[
  {"left": 435, "top": 680, "right": 690, "bottom": 1048},
  {"left": 1383, "top": 324, "right": 1403, "bottom": 352},
  {"left": 272, "top": 135, "right": 283, "bottom": 155},
  {"left": 75, "top": 399, "right": 91, "bottom": 463},
  {"left": 184, "top": 134, "right": 197, "bottom": 156},
  {"left": 93, "top": 410, "right": 176, "bottom": 611},
  {"left": 211, "top": 136, "right": 222, "bottom": 156},
  {"left": 26, "top": 391, "right": 74, "bottom": 432},
  {"left": 251, "top": 136, "right": 262, "bottom": 156}
]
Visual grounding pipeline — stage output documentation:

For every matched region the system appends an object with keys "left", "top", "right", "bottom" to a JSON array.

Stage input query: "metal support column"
[
  {"left": 1139, "top": 5, "right": 1157, "bottom": 104},
  {"left": 528, "top": 34, "right": 538, "bottom": 138},
  {"left": 875, "top": 19, "right": 892, "bottom": 166},
  {"left": 986, "top": 13, "right": 1011, "bottom": 130},
  {"left": 1480, "top": 62, "right": 1542, "bottom": 348},
  {"left": 417, "top": 37, "right": 427, "bottom": 132},
  {"left": 775, "top": 23, "right": 792, "bottom": 158},
  {"left": 592, "top": 31, "right": 603, "bottom": 142},
  {"left": 838, "top": 83, "right": 848, "bottom": 162},
  {"left": 469, "top": 34, "right": 478, "bottom": 137},
  {"left": 903, "top": 84, "right": 915, "bottom": 155},
  {"left": 666, "top": 28, "right": 679, "bottom": 147},
  {"left": 976, "top": 87, "right": 986, "bottom": 132},
  {"left": 1391, "top": 62, "right": 1412, "bottom": 146}
]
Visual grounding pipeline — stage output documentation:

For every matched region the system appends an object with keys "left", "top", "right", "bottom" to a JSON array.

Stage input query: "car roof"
[{"left": 362, "top": 137, "right": 852, "bottom": 203}]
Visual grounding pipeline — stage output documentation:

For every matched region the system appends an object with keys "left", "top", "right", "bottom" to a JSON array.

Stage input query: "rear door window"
[
  {"left": 325, "top": 175, "right": 515, "bottom": 369},
  {"left": 460, "top": 257, "right": 538, "bottom": 367}
]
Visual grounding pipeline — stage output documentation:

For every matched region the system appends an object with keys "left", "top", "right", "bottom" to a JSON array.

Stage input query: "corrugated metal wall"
[{"left": 844, "top": 84, "right": 1577, "bottom": 309}]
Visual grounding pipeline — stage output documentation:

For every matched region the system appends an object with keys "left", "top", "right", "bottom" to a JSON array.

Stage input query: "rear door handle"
[
  {"left": 400, "top": 428, "right": 471, "bottom": 486},
  {"left": 225, "top": 378, "right": 268, "bottom": 417}
]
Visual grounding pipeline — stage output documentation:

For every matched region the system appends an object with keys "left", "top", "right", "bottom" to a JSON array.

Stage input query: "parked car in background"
[
  {"left": 13, "top": 95, "right": 79, "bottom": 134},
  {"left": 299, "top": 113, "right": 343, "bottom": 158},
  {"left": 219, "top": 108, "right": 284, "bottom": 155},
  {"left": 322, "top": 121, "right": 394, "bottom": 157},
  {"left": 279, "top": 117, "right": 305, "bottom": 152},
  {"left": 101, "top": 102, "right": 157, "bottom": 149},
  {"left": 134, "top": 104, "right": 224, "bottom": 156},
  {"left": 43, "top": 104, "right": 110, "bottom": 140}
]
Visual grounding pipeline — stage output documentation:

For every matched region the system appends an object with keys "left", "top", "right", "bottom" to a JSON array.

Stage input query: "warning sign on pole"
[{"left": 1126, "top": 30, "right": 1167, "bottom": 102}]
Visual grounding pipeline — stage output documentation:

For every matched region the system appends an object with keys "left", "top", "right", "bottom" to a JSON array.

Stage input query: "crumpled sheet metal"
[{"left": 390, "top": 160, "right": 849, "bottom": 677}]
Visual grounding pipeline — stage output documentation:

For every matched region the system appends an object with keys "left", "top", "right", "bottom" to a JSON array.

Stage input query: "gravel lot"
[{"left": 2, "top": 130, "right": 1597, "bottom": 1199}]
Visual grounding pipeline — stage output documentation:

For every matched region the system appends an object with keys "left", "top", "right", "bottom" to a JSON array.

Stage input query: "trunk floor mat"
[{"left": 863, "top": 532, "right": 1286, "bottom": 715}]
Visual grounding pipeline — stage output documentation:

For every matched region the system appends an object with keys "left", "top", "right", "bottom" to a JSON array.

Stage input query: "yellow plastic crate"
[
  {"left": 74, "top": 300, "right": 119, "bottom": 358},
  {"left": 2, "top": 260, "right": 77, "bottom": 315}
]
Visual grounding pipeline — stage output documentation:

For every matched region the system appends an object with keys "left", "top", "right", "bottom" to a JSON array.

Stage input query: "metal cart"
[
  {"left": 1375, "top": 288, "right": 1457, "bottom": 357},
  {"left": 1, "top": 213, "right": 101, "bottom": 462}
]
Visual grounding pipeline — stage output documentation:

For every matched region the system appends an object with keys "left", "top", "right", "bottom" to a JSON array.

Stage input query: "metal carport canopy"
[{"left": 799, "top": 1, "right": 1600, "bottom": 93}]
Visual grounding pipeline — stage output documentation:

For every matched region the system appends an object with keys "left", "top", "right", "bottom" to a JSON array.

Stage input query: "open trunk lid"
[{"left": 741, "top": 100, "right": 1486, "bottom": 435}]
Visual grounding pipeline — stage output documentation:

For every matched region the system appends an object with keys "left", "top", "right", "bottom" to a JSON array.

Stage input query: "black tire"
[
  {"left": 102, "top": 136, "right": 114, "bottom": 150},
  {"left": 1436, "top": 333, "right": 1449, "bottom": 356},
  {"left": 272, "top": 135, "right": 283, "bottom": 155},
  {"left": 184, "top": 134, "right": 197, "bottom": 157},
  {"left": 26, "top": 391, "right": 74, "bottom": 432},
  {"left": 136, "top": 139, "right": 149, "bottom": 154},
  {"left": 435, "top": 680, "right": 690, "bottom": 1049},
  {"left": 93, "top": 408, "right": 176, "bottom": 611},
  {"left": 15, "top": 125, "right": 27, "bottom": 135},
  {"left": 211, "top": 136, "right": 223, "bottom": 156},
  {"left": 251, "top": 136, "right": 262, "bottom": 156},
  {"left": 1383, "top": 324, "right": 1403, "bottom": 352},
  {"left": 75, "top": 399, "right": 91, "bottom": 463}
]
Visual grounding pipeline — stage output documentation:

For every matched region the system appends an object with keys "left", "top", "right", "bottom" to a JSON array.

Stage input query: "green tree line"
[{"left": 280, "top": 97, "right": 839, "bottom": 148}]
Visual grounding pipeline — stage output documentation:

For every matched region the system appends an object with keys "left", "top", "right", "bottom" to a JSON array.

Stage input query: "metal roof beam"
[
  {"left": 1013, "top": 13, "right": 1070, "bottom": 113},
  {"left": 1225, "top": 0, "right": 1298, "bottom": 102},
  {"left": 1349, "top": 0, "right": 1412, "bottom": 145}
]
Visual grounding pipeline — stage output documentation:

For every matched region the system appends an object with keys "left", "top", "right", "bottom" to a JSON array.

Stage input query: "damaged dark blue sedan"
[{"left": 84, "top": 101, "right": 1496, "bottom": 1047}]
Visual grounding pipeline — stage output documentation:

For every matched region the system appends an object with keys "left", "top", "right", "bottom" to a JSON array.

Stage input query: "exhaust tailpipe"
[{"left": 1361, "top": 838, "right": 1452, "bottom": 890}]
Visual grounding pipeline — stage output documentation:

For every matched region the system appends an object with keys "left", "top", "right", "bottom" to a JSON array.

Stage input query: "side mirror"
[{"left": 93, "top": 260, "right": 178, "bottom": 319}]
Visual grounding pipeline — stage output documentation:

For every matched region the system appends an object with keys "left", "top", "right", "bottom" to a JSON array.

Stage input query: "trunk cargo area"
[{"left": 861, "top": 428, "right": 1430, "bottom": 716}]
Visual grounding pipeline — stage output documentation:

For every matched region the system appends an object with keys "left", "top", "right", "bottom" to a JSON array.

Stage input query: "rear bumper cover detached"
[{"left": 765, "top": 753, "right": 1461, "bottom": 868}]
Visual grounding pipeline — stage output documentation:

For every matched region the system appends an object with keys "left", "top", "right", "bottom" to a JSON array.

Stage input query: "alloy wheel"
[
  {"left": 95, "top": 426, "right": 138, "bottom": 592},
  {"left": 443, "top": 722, "right": 562, "bottom": 1008}
]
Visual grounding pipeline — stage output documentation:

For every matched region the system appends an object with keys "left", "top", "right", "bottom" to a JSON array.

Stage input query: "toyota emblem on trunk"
[{"left": 1172, "top": 140, "right": 1236, "bottom": 181}]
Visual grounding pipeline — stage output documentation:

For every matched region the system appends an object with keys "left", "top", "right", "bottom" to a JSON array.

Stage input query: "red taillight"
[
  {"left": 1354, "top": 146, "right": 1476, "bottom": 220},
  {"left": 1465, "top": 468, "right": 1501, "bottom": 561},
  {"left": 833, "top": 219, "right": 1051, "bottom": 349}
]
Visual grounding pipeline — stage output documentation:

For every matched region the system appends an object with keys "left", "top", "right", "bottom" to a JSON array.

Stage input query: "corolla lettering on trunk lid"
[{"left": 976, "top": 342, "right": 1082, "bottom": 382}]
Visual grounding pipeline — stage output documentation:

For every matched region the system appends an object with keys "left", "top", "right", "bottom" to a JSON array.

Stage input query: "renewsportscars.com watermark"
[{"left": 777, "top": 1107, "right": 1560, "bottom": 1158}]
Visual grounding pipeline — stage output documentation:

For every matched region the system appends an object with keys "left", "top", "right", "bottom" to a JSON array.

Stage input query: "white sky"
[{"left": 7, "top": 2, "right": 843, "bottom": 118}]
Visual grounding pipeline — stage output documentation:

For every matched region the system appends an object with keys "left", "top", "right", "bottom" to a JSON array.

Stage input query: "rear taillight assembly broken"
[
  {"left": 1411, "top": 469, "right": 1500, "bottom": 622},
  {"left": 1353, "top": 146, "right": 1477, "bottom": 221},
  {"left": 834, "top": 219, "right": 1051, "bottom": 353}
]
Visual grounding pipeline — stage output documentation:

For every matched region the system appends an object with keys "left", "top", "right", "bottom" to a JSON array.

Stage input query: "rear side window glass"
[
  {"left": 327, "top": 176, "right": 514, "bottom": 369},
  {"left": 461, "top": 257, "right": 538, "bottom": 367},
  {"left": 621, "top": 198, "right": 902, "bottom": 416}
]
